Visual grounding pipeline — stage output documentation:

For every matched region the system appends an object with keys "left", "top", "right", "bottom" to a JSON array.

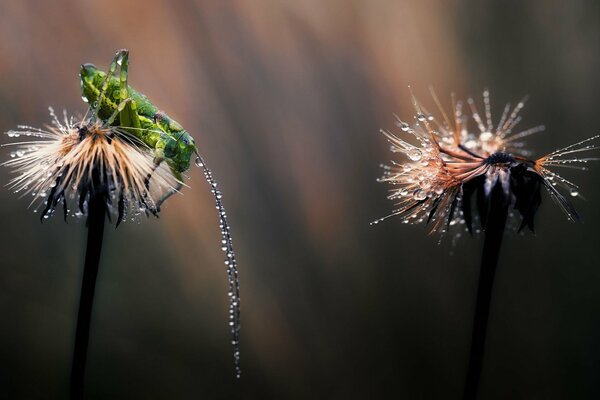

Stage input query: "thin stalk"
[
  {"left": 70, "top": 190, "right": 106, "bottom": 400},
  {"left": 463, "top": 183, "right": 509, "bottom": 400}
]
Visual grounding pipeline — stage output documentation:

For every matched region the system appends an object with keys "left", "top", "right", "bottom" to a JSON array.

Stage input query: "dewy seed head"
[
  {"left": 374, "top": 89, "right": 599, "bottom": 234},
  {"left": 2, "top": 107, "right": 181, "bottom": 223}
]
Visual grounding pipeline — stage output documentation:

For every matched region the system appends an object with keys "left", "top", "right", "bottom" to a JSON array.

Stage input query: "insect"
[
  {"left": 80, "top": 49, "right": 196, "bottom": 208},
  {"left": 79, "top": 49, "right": 242, "bottom": 377}
]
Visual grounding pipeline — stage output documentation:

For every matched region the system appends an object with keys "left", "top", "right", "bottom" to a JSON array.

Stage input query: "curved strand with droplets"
[{"left": 194, "top": 153, "right": 241, "bottom": 378}]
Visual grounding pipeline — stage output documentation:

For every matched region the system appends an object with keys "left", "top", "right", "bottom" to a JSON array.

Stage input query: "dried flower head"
[
  {"left": 3, "top": 108, "right": 180, "bottom": 223},
  {"left": 374, "top": 88, "right": 599, "bottom": 234}
]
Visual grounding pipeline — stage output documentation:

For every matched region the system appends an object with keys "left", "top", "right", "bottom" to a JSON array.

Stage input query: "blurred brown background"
[{"left": 0, "top": 0, "right": 599, "bottom": 399}]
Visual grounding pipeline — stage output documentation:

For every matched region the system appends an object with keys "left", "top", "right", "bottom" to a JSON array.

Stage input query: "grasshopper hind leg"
[
  {"left": 94, "top": 49, "right": 127, "bottom": 120},
  {"left": 115, "top": 50, "right": 142, "bottom": 130}
]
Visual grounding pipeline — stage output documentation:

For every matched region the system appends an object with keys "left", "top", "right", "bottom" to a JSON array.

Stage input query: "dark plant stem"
[
  {"left": 70, "top": 191, "right": 106, "bottom": 400},
  {"left": 463, "top": 184, "right": 509, "bottom": 400}
]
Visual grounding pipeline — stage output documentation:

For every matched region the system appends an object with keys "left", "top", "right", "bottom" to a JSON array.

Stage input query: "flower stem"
[
  {"left": 463, "top": 183, "right": 509, "bottom": 400},
  {"left": 70, "top": 190, "right": 106, "bottom": 400}
]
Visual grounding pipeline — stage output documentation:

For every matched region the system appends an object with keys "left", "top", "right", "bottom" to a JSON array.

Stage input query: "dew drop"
[
  {"left": 407, "top": 148, "right": 422, "bottom": 161},
  {"left": 569, "top": 188, "right": 579, "bottom": 197},
  {"left": 413, "top": 189, "right": 427, "bottom": 201},
  {"left": 480, "top": 131, "right": 493, "bottom": 141},
  {"left": 196, "top": 152, "right": 241, "bottom": 378}
]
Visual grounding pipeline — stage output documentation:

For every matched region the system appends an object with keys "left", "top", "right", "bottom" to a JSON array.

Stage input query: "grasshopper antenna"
[{"left": 194, "top": 151, "right": 242, "bottom": 378}]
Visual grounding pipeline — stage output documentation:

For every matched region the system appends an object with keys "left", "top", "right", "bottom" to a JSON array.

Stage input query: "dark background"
[{"left": 0, "top": 0, "right": 599, "bottom": 398}]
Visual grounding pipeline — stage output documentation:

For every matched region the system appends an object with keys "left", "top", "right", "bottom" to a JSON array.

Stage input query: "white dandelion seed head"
[{"left": 2, "top": 108, "right": 181, "bottom": 222}]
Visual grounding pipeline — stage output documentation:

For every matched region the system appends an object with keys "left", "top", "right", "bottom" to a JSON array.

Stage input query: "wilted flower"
[
  {"left": 374, "top": 88, "right": 599, "bottom": 234},
  {"left": 3, "top": 108, "right": 180, "bottom": 223}
]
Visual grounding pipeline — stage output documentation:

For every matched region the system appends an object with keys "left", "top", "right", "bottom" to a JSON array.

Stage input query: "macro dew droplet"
[
  {"left": 480, "top": 131, "right": 493, "bottom": 141},
  {"left": 413, "top": 189, "right": 427, "bottom": 201},
  {"left": 407, "top": 148, "right": 422, "bottom": 161}
]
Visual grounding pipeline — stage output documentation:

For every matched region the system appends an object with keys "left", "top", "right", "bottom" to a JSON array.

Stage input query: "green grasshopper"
[
  {"left": 80, "top": 49, "right": 241, "bottom": 376},
  {"left": 80, "top": 49, "right": 195, "bottom": 208}
]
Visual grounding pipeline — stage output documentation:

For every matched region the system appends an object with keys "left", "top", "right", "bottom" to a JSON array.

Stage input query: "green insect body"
[{"left": 79, "top": 50, "right": 196, "bottom": 206}]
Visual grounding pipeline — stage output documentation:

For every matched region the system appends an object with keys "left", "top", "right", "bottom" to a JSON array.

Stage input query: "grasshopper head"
[
  {"left": 80, "top": 63, "right": 98, "bottom": 80},
  {"left": 80, "top": 63, "right": 103, "bottom": 106}
]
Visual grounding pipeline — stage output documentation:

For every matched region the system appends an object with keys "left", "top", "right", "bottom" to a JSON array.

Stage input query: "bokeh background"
[{"left": 0, "top": 0, "right": 599, "bottom": 398}]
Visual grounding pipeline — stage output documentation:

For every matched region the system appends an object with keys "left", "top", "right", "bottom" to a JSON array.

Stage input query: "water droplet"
[
  {"left": 400, "top": 122, "right": 410, "bottom": 131},
  {"left": 413, "top": 189, "right": 427, "bottom": 201},
  {"left": 479, "top": 131, "right": 493, "bottom": 141},
  {"left": 407, "top": 148, "right": 422, "bottom": 161},
  {"left": 196, "top": 152, "right": 241, "bottom": 378},
  {"left": 569, "top": 188, "right": 579, "bottom": 197},
  {"left": 81, "top": 96, "right": 89, "bottom": 103},
  {"left": 416, "top": 113, "right": 426, "bottom": 122}
]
